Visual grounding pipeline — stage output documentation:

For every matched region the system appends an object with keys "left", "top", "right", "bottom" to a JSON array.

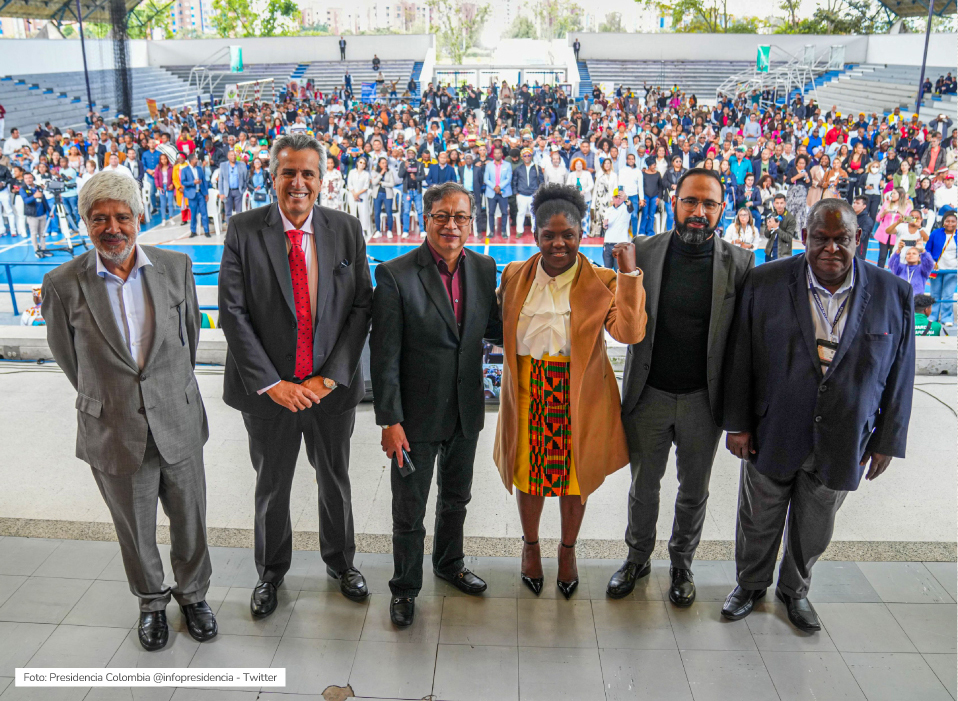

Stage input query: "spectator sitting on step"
[{"left": 372, "top": 54, "right": 381, "bottom": 71}]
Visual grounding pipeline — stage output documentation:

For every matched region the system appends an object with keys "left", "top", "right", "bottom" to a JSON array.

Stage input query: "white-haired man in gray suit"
[{"left": 42, "top": 171, "right": 218, "bottom": 652}]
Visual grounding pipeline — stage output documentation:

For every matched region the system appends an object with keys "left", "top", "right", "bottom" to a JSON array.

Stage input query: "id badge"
[{"left": 817, "top": 339, "right": 839, "bottom": 368}]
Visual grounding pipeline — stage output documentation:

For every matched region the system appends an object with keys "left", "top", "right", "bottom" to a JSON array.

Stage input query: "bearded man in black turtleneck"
[{"left": 607, "top": 169, "right": 754, "bottom": 607}]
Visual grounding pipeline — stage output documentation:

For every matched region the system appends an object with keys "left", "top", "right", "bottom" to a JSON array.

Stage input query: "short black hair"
[
  {"left": 853, "top": 195, "right": 868, "bottom": 205},
  {"left": 943, "top": 211, "right": 958, "bottom": 223},
  {"left": 532, "top": 184, "right": 587, "bottom": 233},
  {"left": 674, "top": 167, "right": 726, "bottom": 200},
  {"left": 915, "top": 293, "right": 935, "bottom": 311},
  {"left": 773, "top": 193, "right": 787, "bottom": 201}
]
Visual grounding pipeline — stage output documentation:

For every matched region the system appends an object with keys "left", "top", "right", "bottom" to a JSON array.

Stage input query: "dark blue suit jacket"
[
  {"left": 723, "top": 255, "right": 915, "bottom": 491},
  {"left": 179, "top": 164, "right": 208, "bottom": 200}
]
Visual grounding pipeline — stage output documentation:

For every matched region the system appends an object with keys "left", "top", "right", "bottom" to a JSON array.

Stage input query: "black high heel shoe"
[
  {"left": 520, "top": 537, "right": 544, "bottom": 596},
  {"left": 557, "top": 541, "right": 579, "bottom": 600}
]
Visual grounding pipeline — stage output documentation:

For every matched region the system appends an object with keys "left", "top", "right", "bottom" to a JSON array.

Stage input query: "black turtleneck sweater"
[{"left": 646, "top": 233, "right": 714, "bottom": 393}]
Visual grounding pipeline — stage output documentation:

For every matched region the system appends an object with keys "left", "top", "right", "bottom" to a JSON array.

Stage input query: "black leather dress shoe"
[
  {"left": 721, "top": 585, "right": 766, "bottom": 621},
  {"left": 606, "top": 560, "right": 651, "bottom": 599},
  {"left": 327, "top": 566, "right": 369, "bottom": 601},
  {"left": 180, "top": 601, "right": 218, "bottom": 642},
  {"left": 435, "top": 567, "right": 487, "bottom": 594},
  {"left": 389, "top": 597, "right": 415, "bottom": 627},
  {"left": 669, "top": 567, "right": 696, "bottom": 607},
  {"left": 250, "top": 578, "right": 283, "bottom": 618},
  {"left": 138, "top": 610, "right": 168, "bottom": 651},
  {"left": 776, "top": 589, "right": 821, "bottom": 632}
]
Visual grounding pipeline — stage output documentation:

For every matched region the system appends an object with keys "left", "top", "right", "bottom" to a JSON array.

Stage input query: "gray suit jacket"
[
  {"left": 621, "top": 231, "right": 754, "bottom": 426},
  {"left": 217, "top": 161, "right": 248, "bottom": 195},
  {"left": 42, "top": 247, "right": 208, "bottom": 475}
]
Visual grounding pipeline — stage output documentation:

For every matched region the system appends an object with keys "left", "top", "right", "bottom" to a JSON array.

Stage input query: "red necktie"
[{"left": 286, "top": 229, "right": 313, "bottom": 380}]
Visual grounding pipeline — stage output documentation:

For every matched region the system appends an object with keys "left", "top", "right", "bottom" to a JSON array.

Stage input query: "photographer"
[
  {"left": 401, "top": 146, "right": 426, "bottom": 239},
  {"left": 56, "top": 157, "right": 80, "bottom": 234},
  {"left": 20, "top": 172, "right": 49, "bottom": 255},
  {"left": 763, "top": 194, "right": 796, "bottom": 261}
]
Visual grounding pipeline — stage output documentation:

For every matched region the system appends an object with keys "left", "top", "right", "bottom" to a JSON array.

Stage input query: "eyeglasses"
[
  {"left": 677, "top": 198, "right": 723, "bottom": 214},
  {"left": 427, "top": 213, "right": 473, "bottom": 226}
]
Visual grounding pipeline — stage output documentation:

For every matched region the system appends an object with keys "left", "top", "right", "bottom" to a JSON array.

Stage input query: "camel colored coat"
[{"left": 493, "top": 253, "right": 648, "bottom": 502}]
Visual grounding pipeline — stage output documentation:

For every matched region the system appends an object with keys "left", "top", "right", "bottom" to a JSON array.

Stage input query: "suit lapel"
[
  {"left": 461, "top": 251, "right": 479, "bottom": 341},
  {"left": 75, "top": 253, "right": 140, "bottom": 372},
  {"left": 417, "top": 244, "right": 459, "bottom": 339},
  {"left": 502, "top": 255, "right": 538, "bottom": 360},
  {"left": 313, "top": 206, "right": 333, "bottom": 330},
  {"left": 141, "top": 257, "right": 168, "bottom": 371},
  {"left": 569, "top": 255, "right": 613, "bottom": 404},
  {"left": 706, "top": 238, "right": 732, "bottom": 353},
  {"left": 262, "top": 204, "right": 296, "bottom": 318},
  {"left": 788, "top": 256, "right": 823, "bottom": 373},
  {"left": 824, "top": 261, "right": 870, "bottom": 378},
  {"left": 641, "top": 233, "right": 672, "bottom": 345}
]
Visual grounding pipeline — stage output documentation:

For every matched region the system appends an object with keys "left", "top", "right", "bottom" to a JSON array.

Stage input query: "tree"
[
  {"left": 598, "top": 11, "right": 624, "bottom": 32},
  {"left": 726, "top": 16, "right": 761, "bottom": 33},
  {"left": 211, "top": 0, "right": 298, "bottom": 37},
  {"left": 426, "top": 0, "right": 491, "bottom": 64},
  {"left": 773, "top": 0, "right": 891, "bottom": 34},
  {"left": 534, "top": 0, "right": 583, "bottom": 39},
  {"left": 259, "top": 0, "right": 299, "bottom": 36},
  {"left": 505, "top": 15, "right": 537, "bottom": 38},
  {"left": 127, "top": 0, "right": 174, "bottom": 39},
  {"left": 778, "top": 0, "right": 800, "bottom": 31}
]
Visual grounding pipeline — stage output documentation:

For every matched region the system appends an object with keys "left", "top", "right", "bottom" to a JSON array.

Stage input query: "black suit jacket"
[
  {"left": 370, "top": 244, "right": 502, "bottom": 443},
  {"left": 723, "top": 255, "right": 915, "bottom": 491},
  {"left": 621, "top": 231, "right": 754, "bottom": 426},
  {"left": 218, "top": 203, "right": 372, "bottom": 418}
]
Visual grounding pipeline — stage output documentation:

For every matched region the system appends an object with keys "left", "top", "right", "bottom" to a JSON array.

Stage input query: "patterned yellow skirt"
[{"left": 513, "top": 354, "right": 580, "bottom": 497}]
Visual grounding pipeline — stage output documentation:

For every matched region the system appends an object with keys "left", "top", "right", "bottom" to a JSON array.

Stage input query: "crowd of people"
[{"left": 1, "top": 65, "right": 956, "bottom": 323}]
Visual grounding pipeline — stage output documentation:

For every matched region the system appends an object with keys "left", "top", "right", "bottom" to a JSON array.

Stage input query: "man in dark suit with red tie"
[{"left": 218, "top": 134, "right": 373, "bottom": 617}]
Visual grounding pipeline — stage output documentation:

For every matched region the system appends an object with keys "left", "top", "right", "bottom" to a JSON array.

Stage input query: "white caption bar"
[{"left": 16, "top": 669, "right": 286, "bottom": 687}]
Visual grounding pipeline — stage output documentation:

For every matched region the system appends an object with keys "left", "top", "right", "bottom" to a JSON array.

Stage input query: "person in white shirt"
[
  {"left": 618, "top": 153, "right": 645, "bottom": 236},
  {"left": 566, "top": 158, "right": 594, "bottom": 236},
  {"left": 934, "top": 173, "right": 957, "bottom": 222},
  {"left": 101, "top": 153, "right": 134, "bottom": 178},
  {"left": 602, "top": 188, "right": 632, "bottom": 270},
  {"left": 2, "top": 128, "right": 28, "bottom": 157},
  {"left": 346, "top": 156, "right": 371, "bottom": 238},
  {"left": 543, "top": 150, "right": 569, "bottom": 187},
  {"left": 723, "top": 207, "right": 759, "bottom": 250}
]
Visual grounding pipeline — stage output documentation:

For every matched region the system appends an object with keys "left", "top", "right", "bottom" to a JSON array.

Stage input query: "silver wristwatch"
[{"left": 323, "top": 377, "right": 338, "bottom": 390}]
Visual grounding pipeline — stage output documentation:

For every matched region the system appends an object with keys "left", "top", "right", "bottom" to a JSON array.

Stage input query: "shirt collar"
[
  {"left": 807, "top": 258, "right": 856, "bottom": 297},
  {"left": 96, "top": 244, "right": 152, "bottom": 280},
  {"left": 279, "top": 207, "right": 314, "bottom": 235},
  {"left": 535, "top": 257, "right": 578, "bottom": 289},
  {"left": 425, "top": 238, "right": 464, "bottom": 272}
]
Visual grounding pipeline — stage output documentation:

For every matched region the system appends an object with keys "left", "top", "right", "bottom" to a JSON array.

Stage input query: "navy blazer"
[
  {"left": 179, "top": 164, "right": 208, "bottom": 200},
  {"left": 723, "top": 255, "right": 915, "bottom": 492}
]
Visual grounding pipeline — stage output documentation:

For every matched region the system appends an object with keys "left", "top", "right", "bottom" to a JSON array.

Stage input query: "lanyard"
[{"left": 807, "top": 266, "right": 849, "bottom": 341}]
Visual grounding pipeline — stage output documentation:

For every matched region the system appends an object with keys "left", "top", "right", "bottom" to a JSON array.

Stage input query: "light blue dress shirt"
[
  {"left": 96, "top": 245, "right": 155, "bottom": 370},
  {"left": 228, "top": 163, "right": 239, "bottom": 189}
]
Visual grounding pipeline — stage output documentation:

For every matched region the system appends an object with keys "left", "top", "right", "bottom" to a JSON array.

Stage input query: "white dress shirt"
[
  {"left": 517, "top": 259, "right": 577, "bottom": 358},
  {"left": 258, "top": 208, "right": 318, "bottom": 394},
  {"left": 807, "top": 260, "right": 856, "bottom": 372},
  {"left": 603, "top": 202, "right": 632, "bottom": 244},
  {"left": 96, "top": 245, "right": 154, "bottom": 370}
]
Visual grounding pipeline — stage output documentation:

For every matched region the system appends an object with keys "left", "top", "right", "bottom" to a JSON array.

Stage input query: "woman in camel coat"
[{"left": 493, "top": 184, "right": 647, "bottom": 599}]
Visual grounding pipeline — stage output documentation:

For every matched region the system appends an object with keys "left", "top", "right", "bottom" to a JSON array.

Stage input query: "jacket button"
[
  {"left": 815, "top": 415, "right": 822, "bottom": 423},
  {"left": 137, "top": 407, "right": 145, "bottom": 415},
  {"left": 819, "top": 385, "right": 827, "bottom": 393},
  {"left": 139, "top": 374, "right": 147, "bottom": 382},
  {"left": 286, "top": 354, "right": 293, "bottom": 361}
]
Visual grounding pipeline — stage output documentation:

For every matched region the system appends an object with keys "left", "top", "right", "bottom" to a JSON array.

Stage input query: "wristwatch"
[
  {"left": 379, "top": 424, "right": 393, "bottom": 430},
  {"left": 323, "top": 377, "right": 338, "bottom": 390}
]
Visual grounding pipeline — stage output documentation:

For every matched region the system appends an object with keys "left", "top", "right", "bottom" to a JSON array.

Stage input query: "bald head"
[{"left": 805, "top": 198, "right": 858, "bottom": 236}]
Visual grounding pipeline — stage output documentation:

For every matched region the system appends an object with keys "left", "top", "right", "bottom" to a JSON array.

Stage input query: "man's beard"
[
  {"left": 94, "top": 234, "right": 136, "bottom": 265},
  {"left": 675, "top": 215, "right": 715, "bottom": 244}
]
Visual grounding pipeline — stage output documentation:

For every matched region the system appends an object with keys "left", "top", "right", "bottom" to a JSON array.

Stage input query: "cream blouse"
[{"left": 517, "top": 259, "right": 578, "bottom": 358}]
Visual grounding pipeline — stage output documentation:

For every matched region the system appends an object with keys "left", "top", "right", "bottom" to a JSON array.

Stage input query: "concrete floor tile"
[
  {"left": 433, "top": 643, "right": 519, "bottom": 701},
  {"left": 599, "top": 647, "right": 693, "bottom": 701},
  {"left": 887, "top": 603, "right": 957, "bottom": 654},
  {"left": 515, "top": 556, "right": 592, "bottom": 601},
  {"left": 667, "top": 601, "right": 757, "bottom": 652},
  {"left": 347, "top": 640, "right": 437, "bottom": 700},
  {"left": 654, "top": 560, "right": 733, "bottom": 603},
  {"left": 858, "top": 562, "right": 953, "bottom": 604},
  {"left": 269, "top": 636, "right": 357, "bottom": 695},
  {"left": 439, "top": 596, "right": 517, "bottom": 646},
  {"left": 0, "top": 685, "right": 90, "bottom": 700},
  {"left": 0, "top": 681, "right": 8, "bottom": 697},
  {"left": 283, "top": 550, "right": 336, "bottom": 593},
  {"left": 923, "top": 563, "right": 957, "bottom": 602},
  {"left": 0, "top": 539, "right": 60, "bottom": 577},
  {"left": 62, "top": 580, "right": 139, "bottom": 628},
  {"left": 923, "top": 653, "right": 958, "bottom": 700},
  {"left": 33, "top": 540, "right": 119, "bottom": 580},
  {"left": 187, "top": 633, "right": 280, "bottom": 690},
  {"left": 424, "top": 555, "right": 518, "bottom": 599},
  {"left": 761, "top": 651, "right": 865, "bottom": 701},
  {"left": 360, "top": 594, "right": 442, "bottom": 644},
  {"left": 213, "top": 586, "right": 298, "bottom": 637},
  {"left": 85, "top": 688, "right": 176, "bottom": 701},
  {"left": 816, "top": 603, "right": 917, "bottom": 653},
  {"left": 0, "top": 577, "right": 25, "bottom": 609},
  {"left": 107, "top": 627, "right": 200, "bottom": 669},
  {"left": 843, "top": 652, "right": 952, "bottom": 701},
  {"left": 806, "top": 562, "right": 883, "bottom": 604},
  {"left": 591, "top": 599, "right": 677, "bottom": 650},
  {"left": 352, "top": 553, "right": 393, "bottom": 596},
  {"left": 681, "top": 650, "right": 779, "bottom": 701},
  {"left": 517, "top": 598, "right": 597, "bottom": 648},
  {"left": 26, "top": 624, "right": 129, "bottom": 668},
  {"left": 0, "top": 623, "right": 56, "bottom": 676},
  {"left": 518, "top": 646, "right": 604, "bottom": 701},
  {"left": 745, "top": 598, "right": 838, "bottom": 652},
  {"left": 0, "top": 576, "right": 92, "bottom": 624},
  {"left": 170, "top": 691, "right": 260, "bottom": 700},
  {"left": 206, "top": 547, "right": 257, "bottom": 589},
  {"left": 282, "top": 590, "right": 368, "bottom": 640}
]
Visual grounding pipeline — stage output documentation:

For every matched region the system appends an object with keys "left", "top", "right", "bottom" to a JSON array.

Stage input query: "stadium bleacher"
[
  {"left": 813, "top": 63, "right": 957, "bottom": 122},
  {"left": 1, "top": 66, "right": 193, "bottom": 133},
  {"left": 580, "top": 60, "right": 754, "bottom": 101}
]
